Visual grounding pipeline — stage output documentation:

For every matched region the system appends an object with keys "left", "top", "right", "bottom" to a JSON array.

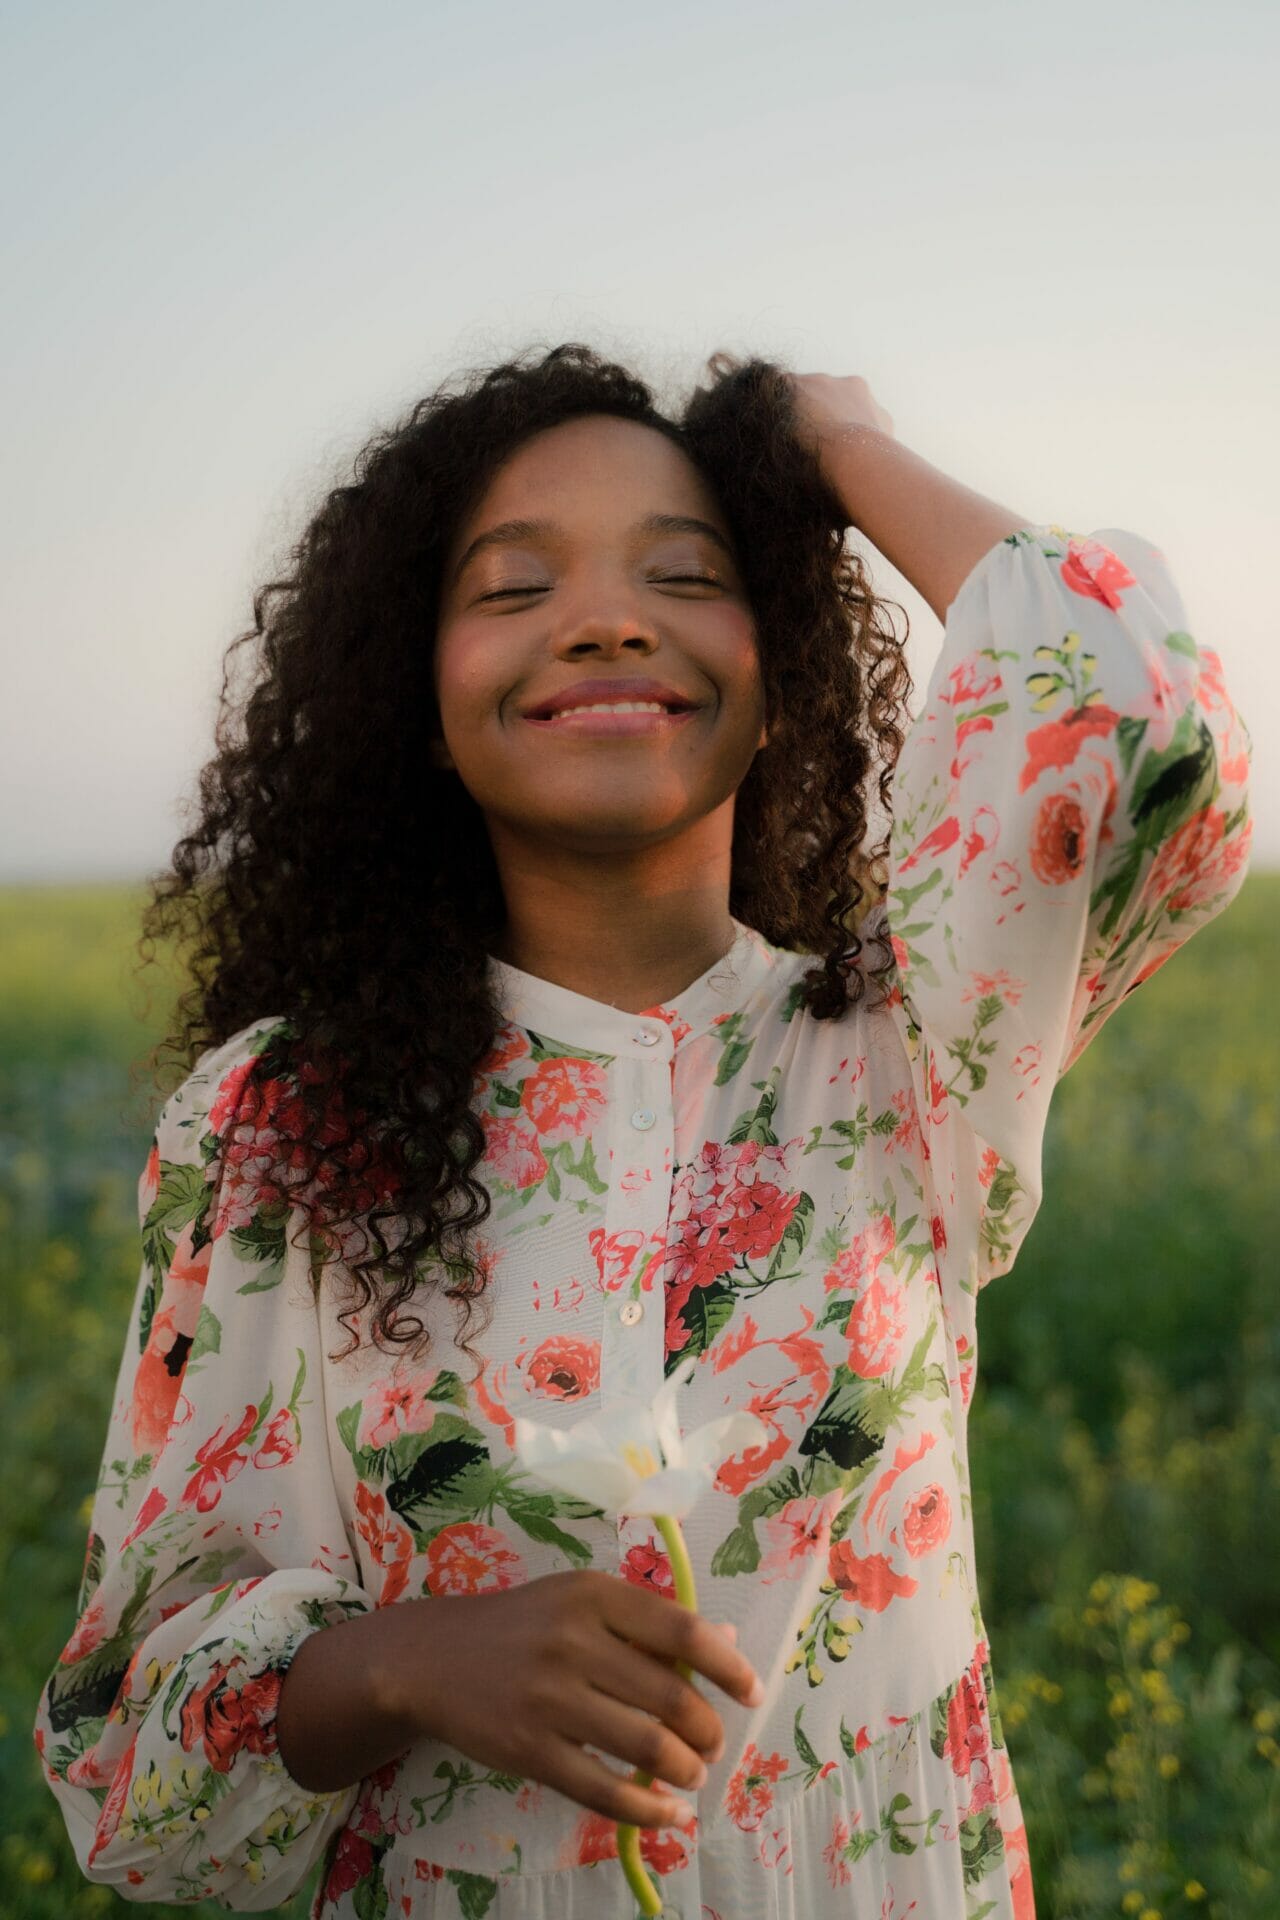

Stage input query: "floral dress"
[{"left": 35, "top": 525, "right": 1253, "bottom": 1918}]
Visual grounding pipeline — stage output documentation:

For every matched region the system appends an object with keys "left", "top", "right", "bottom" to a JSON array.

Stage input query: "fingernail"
[
  {"left": 668, "top": 1798, "right": 696, "bottom": 1825},
  {"left": 747, "top": 1675, "right": 765, "bottom": 1707},
  {"left": 717, "top": 1621, "right": 738, "bottom": 1643}
]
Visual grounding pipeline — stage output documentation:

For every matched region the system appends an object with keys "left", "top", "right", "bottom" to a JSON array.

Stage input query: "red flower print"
[
  {"left": 899, "top": 1483, "right": 952, "bottom": 1557},
  {"left": 943, "top": 1653, "right": 994, "bottom": 1785},
  {"left": 827, "top": 1543, "right": 919, "bottom": 1613},
  {"left": 524, "top": 1334, "right": 600, "bottom": 1400},
  {"left": 864, "top": 1432, "right": 938, "bottom": 1542},
  {"left": 353, "top": 1481, "right": 415, "bottom": 1606},
  {"left": 618, "top": 1536, "right": 676, "bottom": 1598},
  {"left": 481, "top": 1112, "right": 548, "bottom": 1189},
  {"left": 519, "top": 1056, "right": 609, "bottom": 1144},
  {"left": 182, "top": 1405, "right": 257, "bottom": 1513},
  {"left": 179, "top": 1655, "right": 282, "bottom": 1773},
  {"left": 120, "top": 1484, "right": 167, "bottom": 1552},
  {"left": 724, "top": 1742, "right": 788, "bottom": 1831},
  {"left": 423, "top": 1521, "right": 525, "bottom": 1596},
  {"left": 1147, "top": 800, "right": 1249, "bottom": 916},
  {"left": 943, "top": 653, "right": 1004, "bottom": 708},
  {"left": 357, "top": 1377, "right": 440, "bottom": 1451},
  {"left": 589, "top": 1224, "right": 661, "bottom": 1294},
  {"left": 137, "top": 1139, "right": 160, "bottom": 1224},
  {"left": 710, "top": 1307, "right": 830, "bottom": 1497},
  {"left": 663, "top": 1139, "right": 805, "bottom": 1354},
  {"left": 251, "top": 1407, "right": 299, "bottom": 1469},
  {"left": 1018, "top": 703, "right": 1121, "bottom": 793},
  {"left": 895, "top": 811, "right": 960, "bottom": 875},
  {"left": 472, "top": 1023, "right": 531, "bottom": 1095},
  {"left": 569, "top": 1803, "right": 696, "bottom": 1872},
  {"left": 473, "top": 1358, "right": 516, "bottom": 1448},
  {"left": 1004, "top": 1818, "right": 1037, "bottom": 1920},
  {"left": 1029, "top": 793, "right": 1089, "bottom": 884},
  {"left": 324, "top": 1828, "right": 376, "bottom": 1902},
  {"left": 822, "top": 1211, "right": 896, "bottom": 1295},
  {"left": 86, "top": 1730, "right": 139, "bottom": 1868},
  {"left": 130, "top": 1220, "right": 214, "bottom": 1453},
  {"left": 60, "top": 1599, "right": 108, "bottom": 1665},
  {"left": 758, "top": 1491, "right": 843, "bottom": 1583},
  {"left": 846, "top": 1275, "right": 909, "bottom": 1379},
  {"left": 1060, "top": 537, "right": 1136, "bottom": 609},
  {"left": 823, "top": 1812, "right": 857, "bottom": 1887}
]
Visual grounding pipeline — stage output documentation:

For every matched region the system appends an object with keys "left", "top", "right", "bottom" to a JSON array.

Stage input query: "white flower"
[{"left": 513, "top": 1355, "right": 768, "bottom": 1519}]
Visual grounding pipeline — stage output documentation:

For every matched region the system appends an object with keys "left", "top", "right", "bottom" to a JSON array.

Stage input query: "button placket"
[{"left": 600, "top": 1031, "right": 674, "bottom": 1416}]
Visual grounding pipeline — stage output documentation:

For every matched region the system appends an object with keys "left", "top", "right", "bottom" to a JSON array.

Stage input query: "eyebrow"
[{"left": 450, "top": 512, "right": 735, "bottom": 586}]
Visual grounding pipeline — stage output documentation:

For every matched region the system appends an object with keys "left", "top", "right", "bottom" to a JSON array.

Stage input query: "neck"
[{"left": 487, "top": 822, "right": 738, "bottom": 1015}]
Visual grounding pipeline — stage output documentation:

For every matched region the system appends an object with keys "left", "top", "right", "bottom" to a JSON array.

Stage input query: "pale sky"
[{"left": 2, "top": 0, "right": 1276, "bottom": 882}]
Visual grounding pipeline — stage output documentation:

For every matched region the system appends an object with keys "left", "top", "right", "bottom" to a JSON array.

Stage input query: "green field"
[{"left": 2, "top": 878, "right": 1277, "bottom": 1918}]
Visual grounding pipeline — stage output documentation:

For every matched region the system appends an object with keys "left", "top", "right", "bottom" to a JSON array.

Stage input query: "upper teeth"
[{"left": 547, "top": 700, "right": 671, "bottom": 719}]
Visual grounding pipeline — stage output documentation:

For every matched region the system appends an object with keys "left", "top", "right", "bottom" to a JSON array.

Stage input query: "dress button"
[
  {"left": 619, "top": 1299, "right": 644, "bottom": 1326},
  {"left": 634, "top": 1029, "right": 660, "bottom": 1046},
  {"left": 631, "top": 1108, "right": 656, "bottom": 1131}
]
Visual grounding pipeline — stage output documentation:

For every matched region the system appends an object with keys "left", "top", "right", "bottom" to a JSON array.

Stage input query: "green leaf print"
[
  {"left": 797, "top": 1366, "right": 889, "bottom": 1472},
  {"left": 499, "top": 1489, "right": 595, "bottom": 1563},
  {"left": 712, "top": 1008, "right": 755, "bottom": 1085},
  {"left": 445, "top": 1870, "right": 499, "bottom": 1919},
  {"left": 959, "top": 1806, "right": 1006, "bottom": 1886},
  {"left": 425, "top": 1369, "right": 469, "bottom": 1407},
  {"left": 385, "top": 1426, "right": 496, "bottom": 1533},
  {"left": 764, "top": 1188, "right": 814, "bottom": 1281},
  {"left": 792, "top": 1705, "right": 820, "bottom": 1769},
  {"left": 670, "top": 1281, "right": 736, "bottom": 1365},
  {"left": 709, "top": 1465, "right": 804, "bottom": 1576},
  {"left": 336, "top": 1400, "right": 361, "bottom": 1459},
  {"left": 186, "top": 1302, "right": 222, "bottom": 1367},
  {"left": 815, "top": 1290, "right": 851, "bottom": 1334},
  {"left": 225, "top": 1197, "right": 288, "bottom": 1291}
]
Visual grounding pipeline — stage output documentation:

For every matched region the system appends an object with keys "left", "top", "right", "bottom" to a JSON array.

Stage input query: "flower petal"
[
  {"left": 615, "top": 1465, "right": 708, "bottom": 1518},
  {"left": 679, "top": 1411, "right": 772, "bottom": 1478},
  {"left": 652, "top": 1355, "right": 698, "bottom": 1464},
  {"left": 513, "top": 1418, "right": 639, "bottom": 1511}
]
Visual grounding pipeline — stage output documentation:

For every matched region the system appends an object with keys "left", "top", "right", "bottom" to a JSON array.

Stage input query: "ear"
[{"left": 429, "top": 735, "right": 455, "bottom": 772}]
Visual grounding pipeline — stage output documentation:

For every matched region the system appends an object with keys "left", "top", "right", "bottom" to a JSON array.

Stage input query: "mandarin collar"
[{"left": 485, "top": 916, "right": 784, "bottom": 1058}]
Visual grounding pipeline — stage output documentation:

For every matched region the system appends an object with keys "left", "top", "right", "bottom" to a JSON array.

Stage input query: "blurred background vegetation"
[{"left": 2, "top": 876, "right": 1276, "bottom": 1919}]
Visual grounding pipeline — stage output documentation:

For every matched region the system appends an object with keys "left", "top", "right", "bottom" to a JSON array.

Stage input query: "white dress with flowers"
[{"left": 34, "top": 525, "right": 1253, "bottom": 1917}]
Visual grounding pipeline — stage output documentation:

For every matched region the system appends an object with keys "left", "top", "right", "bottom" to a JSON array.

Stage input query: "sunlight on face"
[{"left": 431, "top": 413, "right": 769, "bottom": 860}]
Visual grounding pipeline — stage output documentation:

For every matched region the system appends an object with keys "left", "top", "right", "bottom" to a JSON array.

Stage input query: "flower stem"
[{"left": 616, "top": 1512, "right": 698, "bottom": 1917}]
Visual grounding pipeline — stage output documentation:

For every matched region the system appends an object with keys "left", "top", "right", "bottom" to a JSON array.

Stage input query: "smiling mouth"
[{"left": 522, "top": 707, "right": 701, "bottom": 735}]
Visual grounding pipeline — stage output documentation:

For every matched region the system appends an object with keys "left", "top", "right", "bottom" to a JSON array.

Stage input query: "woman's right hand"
[{"left": 380, "top": 1569, "right": 765, "bottom": 1829}]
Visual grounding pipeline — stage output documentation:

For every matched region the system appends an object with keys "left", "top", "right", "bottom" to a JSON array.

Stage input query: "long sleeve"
[
  {"left": 885, "top": 524, "right": 1254, "bottom": 1288},
  {"left": 33, "top": 1021, "right": 375, "bottom": 1908}
]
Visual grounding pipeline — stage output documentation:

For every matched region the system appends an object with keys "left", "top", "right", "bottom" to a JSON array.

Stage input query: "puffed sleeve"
[
  {"left": 885, "top": 524, "right": 1254, "bottom": 1287},
  {"left": 32, "top": 1018, "right": 375, "bottom": 1908}
]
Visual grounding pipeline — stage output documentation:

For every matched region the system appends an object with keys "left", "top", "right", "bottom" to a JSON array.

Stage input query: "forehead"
[{"left": 449, "top": 415, "right": 722, "bottom": 552}]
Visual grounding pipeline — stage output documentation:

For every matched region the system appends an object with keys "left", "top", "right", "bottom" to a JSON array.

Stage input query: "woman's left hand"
[{"left": 786, "top": 372, "right": 896, "bottom": 462}]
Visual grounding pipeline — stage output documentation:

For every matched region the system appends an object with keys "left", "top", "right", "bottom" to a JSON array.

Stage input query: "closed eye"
[{"left": 479, "top": 574, "right": 722, "bottom": 602}]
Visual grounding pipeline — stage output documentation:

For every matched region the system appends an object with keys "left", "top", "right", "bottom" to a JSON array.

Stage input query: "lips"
[{"left": 521, "top": 677, "right": 700, "bottom": 720}]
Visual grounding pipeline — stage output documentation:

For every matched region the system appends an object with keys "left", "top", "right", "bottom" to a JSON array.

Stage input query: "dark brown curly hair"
[{"left": 133, "top": 342, "right": 912, "bottom": 1368}]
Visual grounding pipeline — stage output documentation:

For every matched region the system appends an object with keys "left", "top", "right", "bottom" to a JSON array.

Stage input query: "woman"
[{"left": 34, "top": 344, "right": 1253, "bottom": 1917}]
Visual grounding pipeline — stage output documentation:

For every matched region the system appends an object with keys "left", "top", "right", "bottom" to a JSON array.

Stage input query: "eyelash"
[{"left": 479, "top": 573, "right": 720, "bottom": 602}]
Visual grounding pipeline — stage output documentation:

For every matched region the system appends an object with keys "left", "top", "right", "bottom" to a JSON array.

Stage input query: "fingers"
[
  {"left": 539, "top": 1731, "right": 695, "bottom": 1831},
  {"left": 592, "top": 1632, "right": 726, "bottom": 1766},
  {"left": 609, "top": 1586, "right": 764, "bottom": 1709},
  {"left": 568, "top": 1676, "right": 713, "bottom": 1797}
]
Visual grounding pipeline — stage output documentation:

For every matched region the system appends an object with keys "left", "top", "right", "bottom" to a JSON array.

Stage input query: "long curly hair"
[{"left": 134, "top": 342, "right": 913, "bottom": 1367}]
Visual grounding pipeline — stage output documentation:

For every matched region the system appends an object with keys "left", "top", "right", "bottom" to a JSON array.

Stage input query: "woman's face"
[{"left": 431, "top": 413, "right": 768, "bottom": 859}]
